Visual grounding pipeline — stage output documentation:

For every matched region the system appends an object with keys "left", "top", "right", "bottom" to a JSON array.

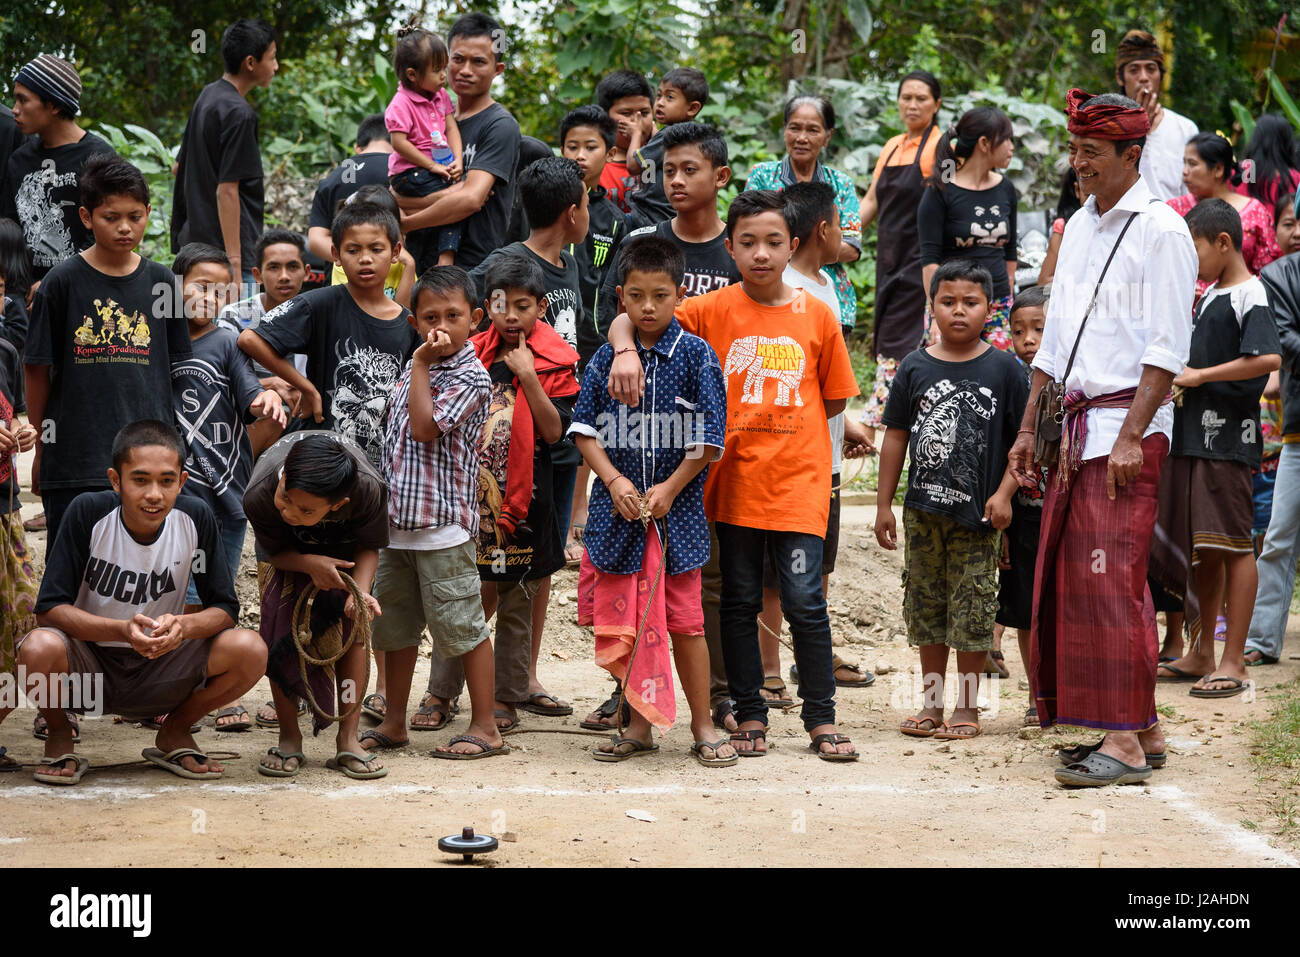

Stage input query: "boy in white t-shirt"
[{"left": 758, "top": 182, "right": 875, "bottom": 704}]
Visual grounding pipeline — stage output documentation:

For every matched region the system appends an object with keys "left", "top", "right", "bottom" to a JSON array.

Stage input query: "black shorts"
[
  {"left": 996, "top": 509, "right": 1041, "bottom": 630},
  {"left": 763, "top": 474, "right": 840, "bottom": 586}
]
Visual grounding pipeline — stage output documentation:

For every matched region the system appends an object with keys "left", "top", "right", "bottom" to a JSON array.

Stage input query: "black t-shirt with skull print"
[
  {"left": 248, "top": 284, "right": 419, "bottom": 471},
  {"left": 917, "top": 177, "right": 1019, "bottom": 300},
  {"left": 882, "top": 344, "right": 1028, "bottom": 531}
]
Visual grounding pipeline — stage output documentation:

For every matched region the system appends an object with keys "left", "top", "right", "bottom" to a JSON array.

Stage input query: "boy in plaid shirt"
[{"left": 362, "top": 267, "right": 508, "bottom": 759}]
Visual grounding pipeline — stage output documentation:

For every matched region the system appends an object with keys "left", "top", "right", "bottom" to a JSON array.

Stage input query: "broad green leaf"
[
  {"left": 1268, "top": 71, "right": 1300, "bottom": 131},
  {"left": 1229, "top": 100, "right": 1256, "bottom": 143},
  {"left": 844, "top": 0, "right": 873, "bottom": 43}
]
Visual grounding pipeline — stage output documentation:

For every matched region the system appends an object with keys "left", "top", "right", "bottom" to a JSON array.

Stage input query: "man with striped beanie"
[{"left": 1, "top": 54, "right": 115, "bottom": 284}]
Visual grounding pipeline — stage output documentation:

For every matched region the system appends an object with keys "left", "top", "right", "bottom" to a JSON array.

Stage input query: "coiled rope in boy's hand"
[{"left": 290, "top": 572, "right": 372, "bottom": 724}]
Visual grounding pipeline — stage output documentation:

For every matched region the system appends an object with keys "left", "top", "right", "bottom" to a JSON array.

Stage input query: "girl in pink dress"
[{"left": 1168, "top": 132, "right": 1281, "bottom": 275}]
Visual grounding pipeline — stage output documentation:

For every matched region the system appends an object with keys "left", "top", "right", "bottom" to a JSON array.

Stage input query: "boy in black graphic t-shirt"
[
  {"left": 596, "top": 123, "right": 740, "bottom": 335},
  {"left": 1, "top": 54, "right": 115, "bottom": 284},
  {"left": 24, "top": 155, "right": 193, "bottom": 542},
  {"left": 16, "top": 420, "right": 265, "bottom": 785},
  {"left": 239, "top": 201, "right": 419, "bottom": 472},
  {"left": 877, "top": 259, "right": 1026, "bottom": 742},
  {"left": 1152, "top": 200, "right": 1282, "bottom": 699}
]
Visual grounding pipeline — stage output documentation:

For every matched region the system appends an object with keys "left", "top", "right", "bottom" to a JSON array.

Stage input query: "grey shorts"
[
  {"left": 15, "top": 627, "right": 212, "bottom": 719},
  {"left": 370, "top": 540, "right": 489, "bottom": 658}
]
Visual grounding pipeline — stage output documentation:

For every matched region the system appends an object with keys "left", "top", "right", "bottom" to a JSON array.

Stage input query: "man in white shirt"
[
  {"left": 1115, "top": 29, "right": 1199, "bottom": 201},
  {"left": 1008, "top": 89, "right": 1196, "bottom": 788}
]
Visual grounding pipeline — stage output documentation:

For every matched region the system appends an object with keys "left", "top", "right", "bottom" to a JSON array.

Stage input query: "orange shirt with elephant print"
[{"left": 675, "top": 282, "right": 859, "bottom": 535}]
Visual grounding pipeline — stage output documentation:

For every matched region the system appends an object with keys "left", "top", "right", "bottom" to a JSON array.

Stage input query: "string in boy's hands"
[
  {"left": 642, "top": 483, "right": 676, "bottom": 520},
  {"left": 607, "top": 474, "right": 643, "bottom": 522},
  {"left": 345, "top": 591, "right": 382, "bottom": 621}
]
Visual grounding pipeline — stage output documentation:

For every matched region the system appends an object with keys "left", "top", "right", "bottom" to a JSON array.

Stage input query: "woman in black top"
[{"left": 917, "top": 107, "right": 1018, "bottom": 353}]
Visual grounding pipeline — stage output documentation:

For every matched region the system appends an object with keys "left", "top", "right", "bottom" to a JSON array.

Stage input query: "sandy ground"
[{"left": 2, "top": 453, "right": 1298, "bottom": 867}]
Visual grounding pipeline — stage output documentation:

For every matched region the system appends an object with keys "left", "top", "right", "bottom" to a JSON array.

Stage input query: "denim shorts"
[{"left": 370, "top": 540, "right": 489, "bottom": 657}]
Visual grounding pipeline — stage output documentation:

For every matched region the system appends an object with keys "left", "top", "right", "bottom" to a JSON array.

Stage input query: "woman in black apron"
[{"left": 859, "top": 71, "right": 942, "bottom": 433}]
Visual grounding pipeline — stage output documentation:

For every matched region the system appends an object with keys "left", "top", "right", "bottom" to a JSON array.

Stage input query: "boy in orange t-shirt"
[{"left": 607, "top": 189, "right": 861, "bottom": 762}]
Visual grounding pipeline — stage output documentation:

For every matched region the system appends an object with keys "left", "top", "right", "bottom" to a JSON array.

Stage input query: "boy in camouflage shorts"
[{"left": 874, "top": 259, "right": 1028, "bottom": 742}]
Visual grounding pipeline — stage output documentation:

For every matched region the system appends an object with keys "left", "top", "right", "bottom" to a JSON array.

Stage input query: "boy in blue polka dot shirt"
[{"left": 568, "top": 236, "right": 735, "bottom": 766}]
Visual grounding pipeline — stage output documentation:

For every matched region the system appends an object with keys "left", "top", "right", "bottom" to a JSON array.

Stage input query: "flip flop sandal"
[
  {"left": 564, "top": 526, "right": 586, "bottom": 566},
  {"left": 729, "top": 728, "right": 768, "bottom": 757},
  {"left": 1158, "top": 655, "right": 1178, "bottom": 663},
  {"left": 1056, "top": 741, "right": 1167, "bottom": 770},
  {"left": 1245, "top": 653, "right": 1279, "bottom": 666},
  {"left": 33, "top": 753, "right": 88, "bottom": 786},
  {"left": 494, "top": 708, "right": 521, "bottom": 736},
  {"left": 983, "top": 651, "right": 1010, "bottom": 679},
  {"left": 580, "top": 691, "right": 631, "bottom": 730},
  {"left": 933, "top": 721, "right": 981, "bottom": 741},
  {"left": 32, "top": 712, "right": 80, "bottom": 743},
  {"left": 760, "top": 676, "right": 795, "bottom": 710},
  {"left": 409, "top": 697, "right": 459, "bottom": 731},
  {"left": 361, "top": 693, "right": 387, "bottom": 722},
  {"left": 32, "top": 712, "right": 81, "bottom": 743},
  {"left": 256, "top": 746, "right": 306, "bottom": 778},
  {"left": 1189, "top": 676, "right": 1247, "bottom": 699},
  {"left": 326, "top": 750, "right": 388, "bottom": 779},
  {"left": 789, "top": 661, "right": 878, "bottom": 688},
  {"left": 810, "top": 732, "right": 859, "bottom": 762},
  {"left": 142, "top": 747, "right": 223, "bottom": 780},
  {"left": 358, "top": 728, "right": 408, "bottom": 751},
  {"left": 213, "top": 706, "right": 252, "bottom": 732},
  {"left": 592, "top": 735, "right": 659, "bottom": 762},
  {"left": 691, "top": 739, "right": 738, "bottom": 767},
  {"left": 429, "top": 733, "right": 512, "bottom": 760},
  {"left": 899, "top": 714, "right": 942, "bottom": 737},
  {"left": 1054, "top": 750, "right": 1152, "bottom": 788},
  {"left": 711, "top": 698, "right": 737, "bottom": 731},
  {"left": 1023, "top": 705, "right": 1039, "bottom": 727},
  {"left": 1156, "top": 664, "right": 1203, "bottom": 682},
  {"left": 254, "top": 699, "right": 308, "bottom": 728},
  {"left": 0, "top": 747, "right": 22, "bottom": 772},
  {"left": 519, "top": 692, "right": 574, "bottom": 716}
]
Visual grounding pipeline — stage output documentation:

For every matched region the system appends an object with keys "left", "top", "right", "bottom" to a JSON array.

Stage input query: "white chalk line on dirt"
[{"left": 1115, "top": 785, "right": 1299, "bottom": 868}]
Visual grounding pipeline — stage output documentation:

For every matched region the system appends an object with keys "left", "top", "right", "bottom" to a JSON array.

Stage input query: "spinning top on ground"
[{"left": 438, "top": 826, "right": 498, "bottom": 862}]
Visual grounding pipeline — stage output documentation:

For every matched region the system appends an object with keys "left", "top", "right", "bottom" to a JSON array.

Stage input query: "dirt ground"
[{"left": 3, "top": 466, "right": 1297, "bottom": 868}]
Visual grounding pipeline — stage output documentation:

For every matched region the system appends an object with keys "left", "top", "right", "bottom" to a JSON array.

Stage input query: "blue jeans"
[
  {"left": 1247, "top": 441, "right": 1300, "bottom": 660},
  {"left": 186, "top": 520, "right": 247, "bottom": 606},
  {"left": 716, "top": 522, "right": 836, "bottom": 730}
]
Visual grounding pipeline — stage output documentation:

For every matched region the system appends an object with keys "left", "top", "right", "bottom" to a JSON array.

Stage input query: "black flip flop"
[
  {"left": 580, "top": 691, "right": 631, "bottom": 730},
  {"left": 1189, "top": 676, "right": 1247, "bottom": 699},
  {"left": 32, "top": 712, "right": 80, "bottom": 744},
  {"left": 729, "top": 728, "right": 768, "bottom": 757},
  {"left": 712, "top": 698, "right": 737, "bottom": 731},
  {"left": 358, "top": 728, "right": 408, "bottom": 751},
  {"left": 1156, "top": 663, "right": 1203, "bottom": 682},
  {"left": 213, "top": 706, "right": 252, "bottom": 732},
  {"left": 810, "top": 732, "right": 859, "bottom": 762},
  {"left": 761, "top": 676, "right": 795, "bottom": 710},
  {"left": 361, "top": 693, "right": 387, "bottom": 722},
  {"left": 519, "top": 692, "right": 573, "bottom": 716},
  {"left": 409, "top": 696, "right": 459, "bottom": 731},
  {"left": 592, "top": 735, "right": 658, "bottom": 762},
  {"left": 494, "top": 708, "right": 521, "bottom": 735},
  {"left": 254, "top": 699, "right": 307, "bottom": 728}
]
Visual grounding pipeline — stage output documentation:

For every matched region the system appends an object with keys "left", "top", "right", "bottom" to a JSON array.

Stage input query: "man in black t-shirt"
[
  {"left": 170, "top": 19, "right": 278, "bottom": 287},
  {"left": 1, "top": 55, "right": 115, "bottom": 292},
  {"left": 397, "top": 12, "right": 521, "bottom": 275},
  {"left": 306, "top": 114, "right": 393, "bottom": 262}
]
